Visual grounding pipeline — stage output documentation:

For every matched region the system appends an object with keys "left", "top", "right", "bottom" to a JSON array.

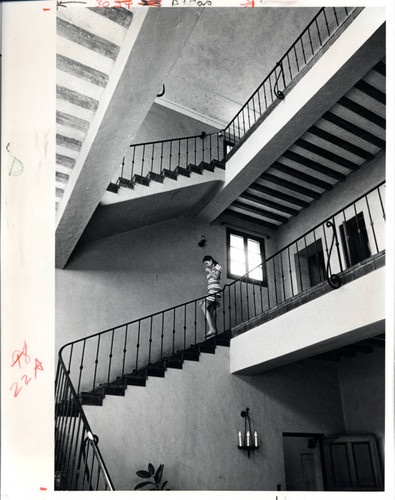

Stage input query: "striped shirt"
[{"left": 206, "top": 263, "right": 222, "bottom": 306}]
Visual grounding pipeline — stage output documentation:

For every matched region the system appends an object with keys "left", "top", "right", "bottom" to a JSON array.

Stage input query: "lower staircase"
[{"left": 79, "top": 330, "right": 231, "bottom": 407}]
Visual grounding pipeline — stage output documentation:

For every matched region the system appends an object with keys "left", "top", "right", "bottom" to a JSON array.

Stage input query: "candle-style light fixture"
[{"left": 237, "top": 407, "right": 259, "bottom": 457}]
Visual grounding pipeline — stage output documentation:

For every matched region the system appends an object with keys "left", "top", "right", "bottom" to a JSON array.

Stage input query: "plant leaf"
[
  {"left": 161, "top": 480, "right": 168, "bottom": 490},
  {"left": 136, "top": 470, "right": 151, "bottom": 478},
  {"left": 155, "top": 464, "right": 164, "bottom": 484},
  {"left": 148, "top": 463, "right": 155, "bottom": 476},
  {"left": 134, "top": 481, "right": 156, "bottom": 490}
]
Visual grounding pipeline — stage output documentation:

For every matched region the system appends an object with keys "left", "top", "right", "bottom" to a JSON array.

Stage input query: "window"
[
  {"left": 339, "top": 212, "right": 371, "bottom": 268},
  {"left": 226, "top": 229, "right": 266, "bottom": 284}
]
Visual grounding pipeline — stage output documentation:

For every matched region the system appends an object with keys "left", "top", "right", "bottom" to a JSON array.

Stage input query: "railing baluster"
[
  {"left": 121, "top": 325, "right": 128, "bottom": 378},
  {"left": 135, "top": 321, "right": 141, "bottom": 373},
  {"left": 92, "top": 335, "right": 101, "bottom": 392},
  {"left": 151, "top": 143, "right": 155, "bottom": 175},
  {"left": 148, "top": 316, "right": 153, "bottom": 365},
  {"left": 160, "top": 142, "right": 164, "bottom": 174},
  {"left": 272, "top": 256, "right": 279, "bottom": 305},
  {"left": 300, "top": 36, "right": 307, "bottom": 65},
  {"left": 172, "top": 308, "right": 176, "bottom": 356},
  {"left": 295, "top": 240, "right": 304, "bottom": 292},
  {"left": 141, "top": 144, "right": 145, "bottom": 177},
  {"left": 107, "top": 329, "right": 115, "bottom": 384},
  {"left": 280, "top": 251, "right": 286, "bottom": 301},
  {"left": 287, "top": 246, "right": 295, "bottom": 297},
  {"left": 160, "top": 313, "right": 165, "bottom": 359},
  {"left": 365, "top": 195, "right": 379, "bottom": 253},
  {"left": 178, "top": 139, "right": 181, "bottom": 168},
  {"left": 308, "top": 26, "right": 314, "bottom": 55},
  {"left": 131, "top": 147, "right": 136, "bottom": 180},
  {"left": 77, "top": 340, "right": 86, "bottom": 395},
  {"left": 333, "top": 7, "right": 339, "bottom": 27},
  {"left": 378, "top": 185, "right": 386, "bottom": 221},
  {"left": 194, "top": 301, "right": 197, "bottom": 345},
  {"left": 352, "top": 202, "right": 365, "bottom": 260},
  {"left": 315, "top": 18, "right": 322, "bottom": 46},
  {"left": 323, "top": 9, "right": 331, "bottom": 36},
  {"left": 183, "top": 305, "right": 187, "bottom": 350},
  {"left": 169, "top": 141, "right": 173, "bottom": 171}
]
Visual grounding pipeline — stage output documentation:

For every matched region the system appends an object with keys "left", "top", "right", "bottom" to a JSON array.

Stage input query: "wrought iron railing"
[
  {"left": 223, "top": 6, "right": 360, "bottom": 148},
  {"left": 58, "top": 180, "right": 385, "bottom": 398},
  {"left": 56, "top": 182, "right": 385, "bottom": 489},
  {"left": 113, "top": 131, "right": 225, "bottom": 186},
  {"left": 55, "top": 358, "right": 115, "bottom": 491}
]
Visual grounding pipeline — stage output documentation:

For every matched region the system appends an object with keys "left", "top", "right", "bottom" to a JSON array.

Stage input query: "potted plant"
[{"left": 134, "top": 463, "right": 170, "bottom": 490}]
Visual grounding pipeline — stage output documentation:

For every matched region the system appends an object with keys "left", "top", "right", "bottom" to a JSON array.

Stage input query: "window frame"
[{"left": 226, "top": 228, "right": 267, "bottom": 286}]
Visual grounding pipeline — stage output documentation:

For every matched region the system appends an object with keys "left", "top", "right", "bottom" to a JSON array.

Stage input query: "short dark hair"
[{"left": 203, "top": 255, "right": 218, "bottom": 265}]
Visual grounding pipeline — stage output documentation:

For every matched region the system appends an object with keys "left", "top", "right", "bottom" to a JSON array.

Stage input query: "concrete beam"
[
  {"left": 56, "top": 8, "right": 203, "bottom": 268},
  {"left": 230, "top": 267, "right": 385, "bottom": 375},
  {"left": 196, "top": 8, "right": 386, "bottom": 224}
]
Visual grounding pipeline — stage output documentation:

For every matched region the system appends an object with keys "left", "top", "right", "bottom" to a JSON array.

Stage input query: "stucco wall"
[
  {"left": 338, "top": 347, "right": 385, "bottom": 464},
  {"left": 56, "top": 216, "right": 273, "bottom": 353},
  {"left": 84, "top": 346, "right": 346, "bottom": 491}
]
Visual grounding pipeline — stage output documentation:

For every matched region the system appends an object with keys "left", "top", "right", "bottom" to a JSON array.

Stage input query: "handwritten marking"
[
  {"left": 6, "top": 143, "right": 24, "bottom": 177},
  {"left": 241, "top": 0, "right": 254, "bottom": 6},
  {"left": 57, "top": 0, "right": 87, "bottom": 8},
  {"left": 11, "top": 340, "right": 31, "bottom": 368},
  {"left": 10, "top": 382, "right": 23, "bottom": 398},
  {"left": 21, "top": 374, "right": 32, "bottom": 386},
  {"left": 114, "top": 0, "right": 133, "bottom": 7},
  {"left": 138, "top": 0, "right": 161, "bottom": 5},
  {"left": 34, "top": 358, "right": 44, "bottom": 379},
  {"left": 197, "top": 0, "right": 211, "bottom": 5},
  {"left": 10, "top": 341, "right": 44, "bottom": 398},
  {"left": 43, "top": 8, "right": 51, "bottom": 10},
  {"left": 40, "top": 488, "right": 47, "bottom": 491}
]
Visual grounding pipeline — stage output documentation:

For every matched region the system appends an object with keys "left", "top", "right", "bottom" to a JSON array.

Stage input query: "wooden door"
[{"left": 322, "top": 434, "right": 383, "bottom": 491}]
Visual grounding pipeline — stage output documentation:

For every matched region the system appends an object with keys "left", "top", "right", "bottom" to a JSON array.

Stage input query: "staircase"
[{"left": 79, "top": 330, "right": 231, "bottom": 407}]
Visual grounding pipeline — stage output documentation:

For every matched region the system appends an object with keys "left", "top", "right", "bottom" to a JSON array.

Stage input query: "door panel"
[{"left": 323, "top": 435, "right": 383, "bottom": 491}]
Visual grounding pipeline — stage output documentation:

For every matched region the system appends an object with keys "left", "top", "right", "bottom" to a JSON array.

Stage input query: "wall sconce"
[
  {"left": 198, "top": 236, "right": 206, "bottom": 247},
  {"left": 237, "top": 408, "right": 259, "bottom": 457}
]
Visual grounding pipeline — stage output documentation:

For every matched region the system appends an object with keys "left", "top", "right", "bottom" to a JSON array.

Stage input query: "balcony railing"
[
  {"left": 57, "top": 180, "right": 385, "bottom": 440},
  {"left": 113, "top": 132, "right": 225, "bottom": 187},
  {"left": 223, "top": 6, "right": 360, "bottom": 148}
]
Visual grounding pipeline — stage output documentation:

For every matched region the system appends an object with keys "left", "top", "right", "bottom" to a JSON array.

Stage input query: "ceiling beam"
[
  {"left": 240, "top": 191, "right": 299, "bottom": 216},
  {"left": 251, "top": 183, "right": 309, "bottom": 208},
  {"left": 232, "top": 200, "right": 289, "bottom": 224},
  {"left": 272, "top": 162, "right": 334, "bottom": 191},
  {"left": 260, "top": 173, "right": 321, "bottom": 200},
  {"left": 222, "top": 209, "right": 279, "bottom": 230},
  {"left": 323, "top": 111, "right": 386, "bottom": 149},
  {"left": 295, "top": 137, "right": 361, "bottom": 170},
  {"left": 355, "top": 80, "right": 386, "bottom": 104},
  {"left": 282, "top": 150, "right": 346, "bottom": 181},
  {"left": 338, "top": 96, "right": 385, "bottom": 129},
  {"left": 308, "top": 125, "right": 374, "bottom": 161}
]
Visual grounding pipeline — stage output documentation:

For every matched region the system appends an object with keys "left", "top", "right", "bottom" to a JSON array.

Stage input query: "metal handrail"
[
  {"left": 129, "top": 131, "right": 220, "bottom": 148},
  {"left": 224, "top": 6, "right": 360, "bottom": 147},
  {"left": 55, "top": 357, "right": 115, "bottom": 491},
  {"left": 57, "top": 181, "right": 385, "bottom": 489}
]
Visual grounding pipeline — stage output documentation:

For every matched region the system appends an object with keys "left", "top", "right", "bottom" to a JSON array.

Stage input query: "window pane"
[
  {"left": 230, "top": 234, "right": 244, "bottom": 249},
  {"left": 230, "top": 260, "right": 246, "bottom": 276},
  {"left": 230, "top": 247, "right": 245, "bottom": 263},
  {"left": 248, "top": 251, "right": 261, "bottom": 270},
  {"left": 247, "top": 239, "right": 260, "bottom": 254},
  {"left": 249, "top": 267, "right": 263, "bottom": 281}
]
